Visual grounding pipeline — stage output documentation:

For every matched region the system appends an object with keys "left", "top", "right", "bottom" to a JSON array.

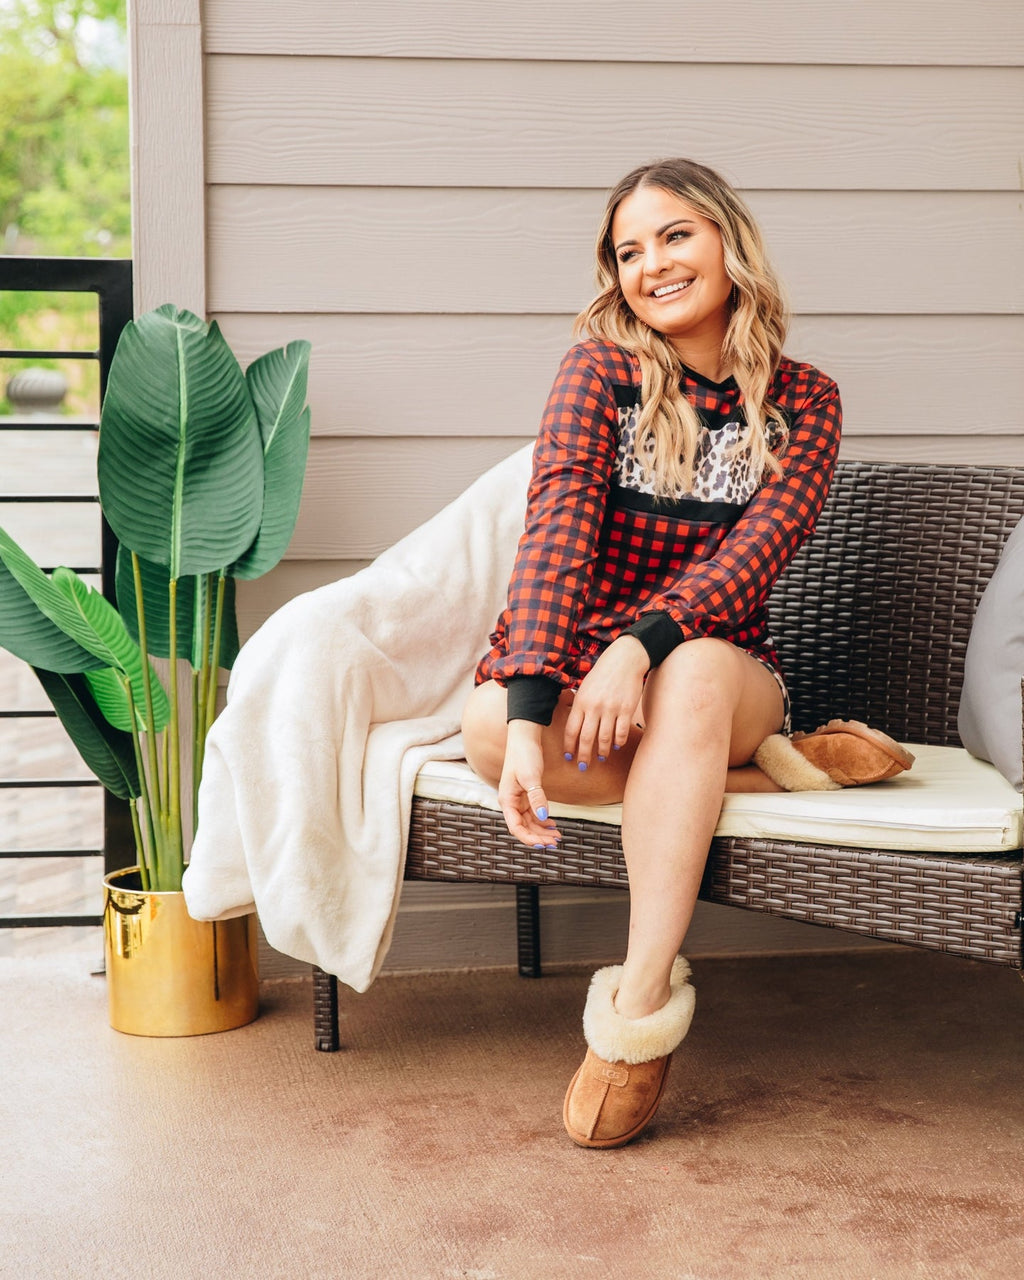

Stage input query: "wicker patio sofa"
[{"left": 313, "top": 461, "right": 1024, "bottom": 1050}]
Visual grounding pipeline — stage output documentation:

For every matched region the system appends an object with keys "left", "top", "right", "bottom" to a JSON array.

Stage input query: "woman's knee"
[
  {"left": 648, "top": 638, "right": 744, "bottom": 720},
  {"left": 461, "top": 680, "right": 508, "bottom": 784}
]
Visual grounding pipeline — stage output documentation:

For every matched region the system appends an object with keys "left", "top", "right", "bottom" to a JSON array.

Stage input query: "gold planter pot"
[{"left": 103, "top": 867, "right": 259, "bottom": 1037}]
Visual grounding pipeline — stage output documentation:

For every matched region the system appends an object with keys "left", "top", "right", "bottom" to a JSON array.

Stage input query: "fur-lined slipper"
[
  {"left": 754, "top": 718, "right": 916, "bottom": 791},
  {"left": 563, "top": 956, "right": 695, "bottom": 1149}
]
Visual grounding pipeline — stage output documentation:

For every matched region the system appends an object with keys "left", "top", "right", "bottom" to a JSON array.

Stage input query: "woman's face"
[{"left": 610, "top": 185, "right": 734, "bottom": 359}]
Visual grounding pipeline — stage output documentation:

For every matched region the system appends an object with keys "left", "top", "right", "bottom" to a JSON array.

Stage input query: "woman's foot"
[
  {"left": 563, "top": 957, "right": 695, "bottom": 1148},
  {"left": 754, "top": 719, "right": 915, "bottom": 791},
  {"left": 612, "top": 972, "right": 671, "bottom": 1020},
  {"left": 563, "top": 1050, "right": 674, "bottom": 1149}
]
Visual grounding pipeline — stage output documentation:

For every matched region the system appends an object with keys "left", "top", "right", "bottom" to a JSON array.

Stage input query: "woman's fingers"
[
  {"left": 565, "top": 639, "right": 648, "bottom": 767},
  {"left": 497, "top": 728, "right": 561, "bottom": 848},
  {"left": 500, "top": 792, "right": 561, "bottom": 848},
  {"left": 562, "top": 701, "right": 584, "bottom": 761},
  {"left": 563, "top": 699, "right": 605, "bottom": 765},
  {"left": 564, "top": 701, "right": 621, "bottom": 768},
  {"left": 524, "top": 781, "right": 550, "bottom": 823}
]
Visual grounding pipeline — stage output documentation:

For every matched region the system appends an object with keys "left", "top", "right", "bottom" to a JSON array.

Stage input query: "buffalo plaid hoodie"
[{"left": 476, "top": 339, "right": 842, "bottom": 724}]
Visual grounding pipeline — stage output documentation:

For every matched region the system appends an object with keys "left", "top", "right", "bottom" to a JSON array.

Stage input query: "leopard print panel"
[{"left": 614, "top": 403, "right": 766, "bottom": 504}]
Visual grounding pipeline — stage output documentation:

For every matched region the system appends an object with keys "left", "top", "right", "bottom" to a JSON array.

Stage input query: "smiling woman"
[
  {"left": 610, "top": 189, "right": 735, "bottom": 376},
  {"left": 461, "top": 156, "right": 911, "bottom": 1149}
]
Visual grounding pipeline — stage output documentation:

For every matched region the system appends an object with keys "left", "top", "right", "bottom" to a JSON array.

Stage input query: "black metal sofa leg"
[
  {"left": 313, "top": 886, "right": 543, "bottom": 1049},
  {"left": 313, "top": 965, "right": 341, "bottom": 1051},
  {"left": 516, "top": 883, "right": 542, "bottom": 978}
]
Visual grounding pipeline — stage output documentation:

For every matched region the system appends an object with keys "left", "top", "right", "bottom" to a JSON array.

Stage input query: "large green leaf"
[
  {"left": 47, "top": 568, "right": 171, "bottom": 732},
  {"left": 232, "top": 340, "right": 312, "bottom": 580},
  {"left": 98, "top": 304, "right": 265, "bottom": 578},
  {"left": 115, "top": 547, "right": 240, "bottom": 670},
  {"left": 33, "top": 668, "right": 141, "bottom": 801},
  {"left": 83, "top": 666, "right": 139, "bottom": 733},
  {"left": 0, "top": 530, "right": 106, "bottom": 673}
]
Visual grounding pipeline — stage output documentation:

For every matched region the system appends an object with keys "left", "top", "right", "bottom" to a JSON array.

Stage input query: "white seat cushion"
[{"left": 413, "top": 744, "right": 1023, "bottom": 854}]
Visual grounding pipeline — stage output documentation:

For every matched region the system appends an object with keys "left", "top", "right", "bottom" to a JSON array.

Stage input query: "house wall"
[{"left": 130, "top": 0, "right": 1024, "bottom": 976}]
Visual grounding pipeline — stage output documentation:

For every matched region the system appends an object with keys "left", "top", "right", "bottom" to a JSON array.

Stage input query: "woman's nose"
[{"left": 643, "top": 242, "right": 671, "bottom": 274}]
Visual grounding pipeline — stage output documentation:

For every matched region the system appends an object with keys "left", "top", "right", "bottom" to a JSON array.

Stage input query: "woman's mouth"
[{"left": 651, "top": 278, "right": 695, "bottom": 299}]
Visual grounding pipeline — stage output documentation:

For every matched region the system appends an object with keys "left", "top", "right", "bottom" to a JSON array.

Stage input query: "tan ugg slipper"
[
  {"left": 563, "top": 957, "right": 695, "bottom": 1149},
  {"left": 754, "top": 718, "right": 916, "bottom": 791}
]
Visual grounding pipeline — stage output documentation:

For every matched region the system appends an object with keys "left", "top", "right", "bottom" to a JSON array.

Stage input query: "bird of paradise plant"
[{"left": 0, "top": 304, "right": 311, "bottom": 891}]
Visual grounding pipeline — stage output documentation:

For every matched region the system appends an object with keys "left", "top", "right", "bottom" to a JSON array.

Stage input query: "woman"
[{"left": 461, "top": 158, "right": 912, "bottom": 1149}]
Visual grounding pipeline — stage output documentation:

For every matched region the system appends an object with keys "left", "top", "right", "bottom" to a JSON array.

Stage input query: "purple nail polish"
[
  {"left": 613, "top": 743, "right": 621, "bottom": 750},
  {"left": 578, "top": 761, "right": 588, "bottom": 771},
  {"left": 533, "top": 843, "right": 544, "bottom": 849},
  {"left": 538, "top": 806, "right": 548, "bottom": 821},
  {"left": 564, "top": 752, "right": 573, "bottom": 761},
  {"left": 598, "top": 755, "right": 606, "bottom": 763}
]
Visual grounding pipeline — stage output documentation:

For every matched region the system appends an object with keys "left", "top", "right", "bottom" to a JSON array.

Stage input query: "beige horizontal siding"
[
  {"left": 214, "top": 313, "right": 568, "bottom": 438},
  {"left": 786, "top": 317, "right": 1024, "bottom": 438},
  {"left": 839, "top": 436, "right": 1024, "bottom": 465},
  {"left": 277, "top": 433, "right": 1023, "bottom": 564},
  {"left": 206, "top": 57, "right": 1024, "bottom": 192},
  {"left": 289, "top": 438, "right": 525, "bottom": 559},
  {"left": 207, "top": 188, "right": 1024, "bottom": 316},
  {"left": 203, "top": 0, "right": 1024, "bottom": 65},
  {"left": 215, "top": 312, "right": 1024, "bottom": 440}
]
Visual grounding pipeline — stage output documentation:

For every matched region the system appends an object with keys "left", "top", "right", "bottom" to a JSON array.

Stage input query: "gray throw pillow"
[{"left": 958, "top": 516, "right": 1024, "bottom": 791}]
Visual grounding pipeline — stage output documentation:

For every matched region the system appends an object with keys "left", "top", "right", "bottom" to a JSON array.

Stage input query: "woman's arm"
[{"left": 488, "top": 342, "right": 621, "bottom": 721}]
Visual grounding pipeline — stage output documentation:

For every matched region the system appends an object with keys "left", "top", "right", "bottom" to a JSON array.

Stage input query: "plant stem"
[
  {"left": 193, "top": 573, "right": 213, "bottom": 791},
  {"left": 130, "top": 801, "right": 149, "bottom": 892},
  {"left": 126, "top": 679, "right": 160, "bottom": 886},
  {"left": 166, "top": 575, "right": 184, "bottom": 888},
  {"left": 201, "top": 573, "right": 227, "bottom": 763},
  {"left": 131, "top": 552, "right": 163, "bottom": 819},
  {"left": 192, "top": 667, "right": 202, "bottom": 825},
  {"left": 193, "top": 574, "right": 209, "bottom": 747},
  {"left": 161, "top": 730, "right": 169, "bottom": 818}
]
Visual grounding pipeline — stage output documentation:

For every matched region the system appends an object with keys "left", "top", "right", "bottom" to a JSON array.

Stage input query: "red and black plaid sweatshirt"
[{"left": 476, "top": 339, "right": 842, "bottom": 724}]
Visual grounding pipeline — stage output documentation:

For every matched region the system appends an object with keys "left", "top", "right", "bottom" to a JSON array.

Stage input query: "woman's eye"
[
  {"left": 617, "top": 249, "right": 639, "bottom": 264},
  {"left": 667, "top": 229, "right": 692, "bottom": 243}
]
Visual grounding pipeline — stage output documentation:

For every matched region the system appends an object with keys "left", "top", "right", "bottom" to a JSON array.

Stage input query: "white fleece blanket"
[{"left": 182, "top": 444, "right": 533, "bottom": 993}]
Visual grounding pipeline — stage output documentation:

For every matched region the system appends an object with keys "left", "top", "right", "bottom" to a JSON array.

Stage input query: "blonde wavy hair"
[{"left": 576, "top": 158, "right": 789, "bottom": 497}]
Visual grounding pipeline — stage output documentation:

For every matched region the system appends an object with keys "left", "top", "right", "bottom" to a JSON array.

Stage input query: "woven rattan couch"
[{"left": 313, "top": 461, "right": 1024, "bottom": 1050}]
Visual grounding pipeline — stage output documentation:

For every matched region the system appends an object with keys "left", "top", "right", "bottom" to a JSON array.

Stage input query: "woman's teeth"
[{"left": 652, "top": 280, "right": 693, "bottom": 298}]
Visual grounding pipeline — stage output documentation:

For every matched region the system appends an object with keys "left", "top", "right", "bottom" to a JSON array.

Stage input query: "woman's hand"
[
  {"left": 563, "top": 635, "right": 650, "bottom": 767},
  {"left": 498, "top": 719, "right": 562, "bottom": 849}
]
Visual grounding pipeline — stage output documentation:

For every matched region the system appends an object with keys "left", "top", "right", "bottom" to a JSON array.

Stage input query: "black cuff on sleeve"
[
  {"left": 626, "top": 611, "right": 684, "bottom": 667},
  {"left": 505, "top": 675, "right": 563, "bottom": 726}
]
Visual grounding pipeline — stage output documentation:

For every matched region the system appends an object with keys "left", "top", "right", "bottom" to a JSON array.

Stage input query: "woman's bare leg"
[
  {"left": 462, "top": 641, "right": 783, "bottom": 1021},
  {"left": 462, "top": 664, "right": 782, "bottom": 804},
  {"left": 613, "top": 638, "right": 784, "bottom": 1018},
  {"left": 462, "top": 678, "right": 641, "bottom": 804}
]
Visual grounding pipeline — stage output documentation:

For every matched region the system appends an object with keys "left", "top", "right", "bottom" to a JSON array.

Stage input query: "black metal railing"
[{"left": 0, "top": 256, "right": 133, "bottom": 929}]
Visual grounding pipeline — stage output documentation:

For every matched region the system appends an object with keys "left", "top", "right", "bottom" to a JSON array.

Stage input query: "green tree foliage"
[
  {"left": 0, "top": 1, "right": 128, "bottom": 412},
  {"left": 0, "top": 1, "right": 129, "bottom": 258}
]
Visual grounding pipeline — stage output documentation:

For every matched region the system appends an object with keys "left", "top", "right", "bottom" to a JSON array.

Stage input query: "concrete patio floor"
[{"left": 4, "top": 947, "right": 1024, "bottom": 1280}]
